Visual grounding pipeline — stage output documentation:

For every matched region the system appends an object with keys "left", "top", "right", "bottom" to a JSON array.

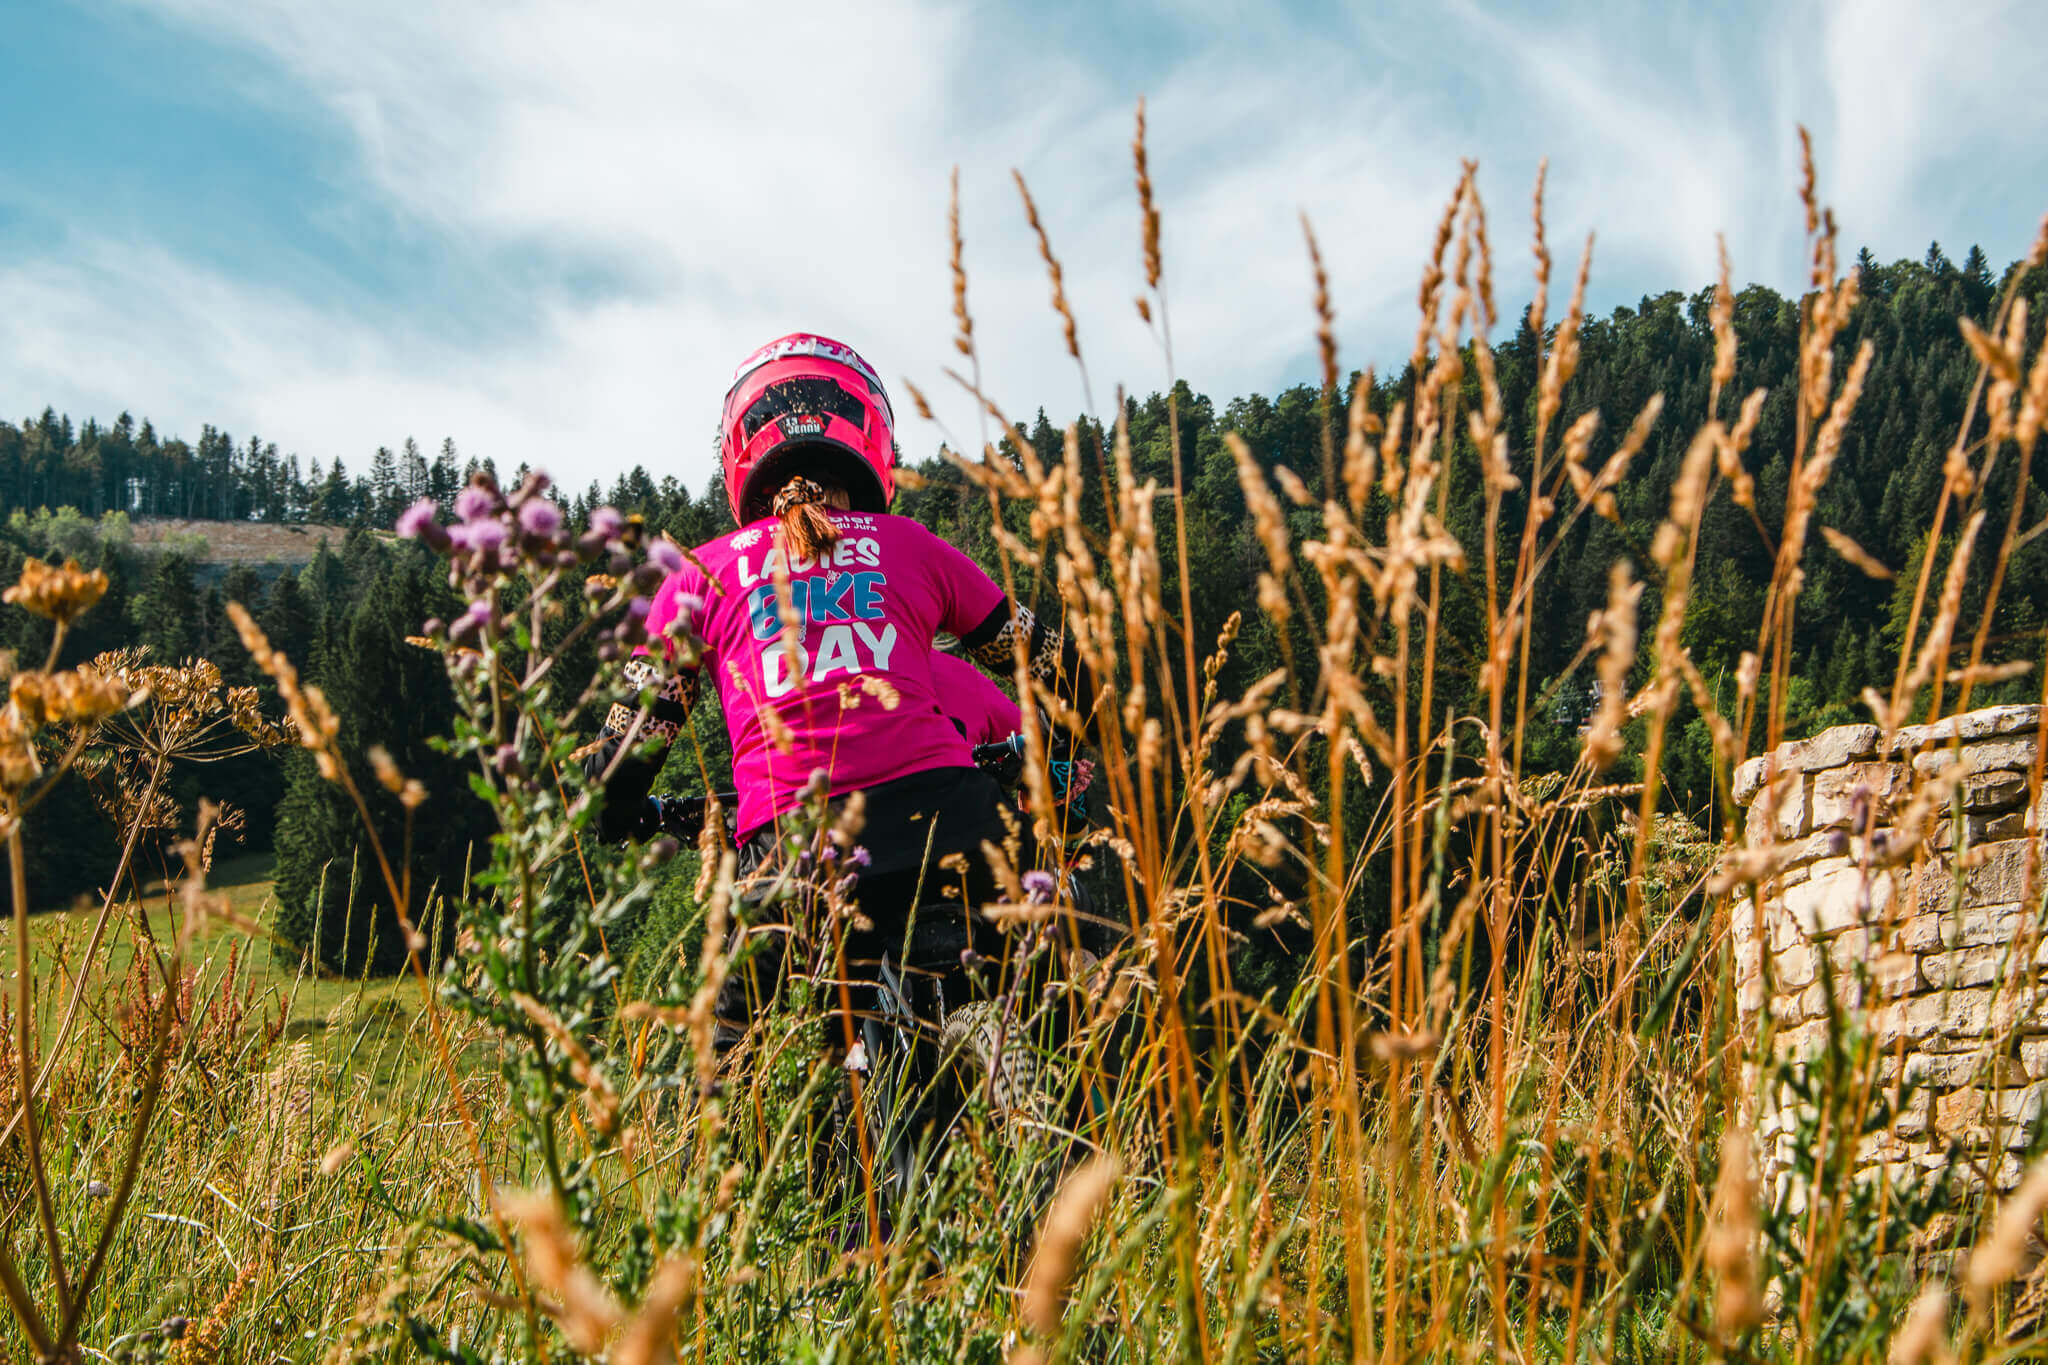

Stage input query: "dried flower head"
[{"left": 4, "top": 557, "right": 109, "bottom": 624}]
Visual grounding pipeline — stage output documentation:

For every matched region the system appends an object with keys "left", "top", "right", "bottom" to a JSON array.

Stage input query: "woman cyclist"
[{"left": 578, "top": 332, "right": 1090, "bottom": 1051}]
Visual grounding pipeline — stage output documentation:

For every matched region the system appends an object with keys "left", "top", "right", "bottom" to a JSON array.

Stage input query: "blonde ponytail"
[{"left": 771, "top": 476, "right": 843, "bottom": 563}]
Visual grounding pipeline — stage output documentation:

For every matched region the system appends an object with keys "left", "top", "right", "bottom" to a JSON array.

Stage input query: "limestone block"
[
  {"left": 1923, "top": 943, "right": 2024, "bottom": 990},
  {"left": 1930, "top": 1082, "right": 2044, "bottom": 1140},
  {"left": 1767, "top": 905, "right": 1811, "bottom": 954},
  {"left": 1900, "top": 1049, "right": 2028, "bottom": 1091},
  {"left": 1913, "top": 738, "right": 2039, "bottom": 778},
  {"left": 2021, "top": 1037, "right": 2048, "bottom": 1080},
  {"left": 1784, "top": 829, "right": 1850, "bottom": 874},
  {"left": 1793, "top": 723, "right": 1882, "bottom": 772},
  {"left": 1873, "top": 988, "right": 1994, "bottom": 1048},
  {"left": 1964, "top": 770, "right": 2031, "bottom": 813},
  {"left": 1733, "top": 755, "right": 1769, "bottom": 806},
  {"left": 1734, "top": 929, "right": 1763, "bottom": 978},
  {"left": 1773, "top": 941, "right": 1818, "bottom": 991},
  {"left": 1870, "top": 949, "right": 1923, "bottom": 995},
  {"left": 1746, "top": 773, "right": 1811, "bottom": 844},
  {"left": 1900, "top": 902, "right": 2030, "bottom": 954},
  {"left": 1812, "top": 762, "right": 1912, "bottom": 830},
  {"left": 1894, "top": 1088, "right": 1932, "bottom": 1136},
  {"left": 1785, "top": 864, "right": 1892, "bottom": 938},
  {"left": 1736, "top": 724, "right": 1883, "bottom": 806},
  {"left": 1729, "top": 897, "right": 1759, "bottom": 947},
  {"left": 1929, "top": 809, "right": 2030, "bottom": 851},
  {"left": 1892, "top": 704, "right": 2043, "bottom": 753},
  {"left": 1831, "top": 926, "right": 1873, "bottom": 961},
  {"left": 1772, "top": 1019, "right": 1829, "bottom": 1060},
  {"left": 1917, "top": 840, "right": 2037, "bottom": 910},
  {"left": 1738, "top": 965, "right": 1767, "bottom": 1014}
]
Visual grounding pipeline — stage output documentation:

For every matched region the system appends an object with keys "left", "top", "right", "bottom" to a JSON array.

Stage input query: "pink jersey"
[
  {"left": 930, "top": 651, "right": 1021, "bottom": 747},
  {"left": 643, "top": 510, "right": 1008, "bottom": 837}
]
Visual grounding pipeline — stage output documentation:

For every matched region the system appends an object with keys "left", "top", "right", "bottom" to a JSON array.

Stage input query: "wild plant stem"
[
  {"left": 0, "top": 757, "right": 168, "bottom": 1155},
  {"left": 8, "top": 824, "right": 70, "bottom": 1315}
]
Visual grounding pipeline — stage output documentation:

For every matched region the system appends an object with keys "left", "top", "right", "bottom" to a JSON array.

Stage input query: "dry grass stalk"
[
  {"left": 227, "top": 602, "right": 344, "bottom": 781},
  {"left": 1893, "top": 508, "right": 1988, "bottom": 717},
  {"left": 1015, "top": 170, "right": 1080, "bottom": 363},
  {"left": 500, "top": 1188, "right": 625, "bottom": 1354},
  {"left": 1133, "top": 98, "right": 1161, "bottom": 298},
  {"left": 1303, "top": 214, "right": 1338, "bottom": 395},
  {"left": 1703, "top": 1129, "right": 1762, "bottom": 1336},
  {"left": 1528, "top": 157, "right": 1551, "bottom": 342},
  {"left": 1966, "top": 1158, "right": 2048, "bottom": 1310},
  {"left": 613, "top": 1254, "right": 698, "bottom": 1365},
  {"left": 949, "top": 167, "right": 974, "bottom": 358},
  {"left": 1536, "top": 233, "right": 1594, "bottom": 440},
  {"left": 1225, "top": 433, "right": 1293, "bottom": 621},
  {"left": 1821, "top": 527, "right": 1896, "bottom": 580},
  {"left": 1583, "top": 564, "right": 1641, "bottom": 771},
  {"left": 511, "top": 993, "right": 619, "bottom": 1137},
  {"left": 1023, "top": 1154, "right": 1121, "bottom": 1337},
  {"left": 1710, "top": 235, "right": 1738, "bottom": 412},
  {"left": 1888, "top": 1283, "right": 1957, "bottom": 1364},
  {"left": 1342, "top": 369, "right": 1382, "bottom": 515},
  {"left": 170, "top": 1252, "right": 260, "bottom": 1365}
]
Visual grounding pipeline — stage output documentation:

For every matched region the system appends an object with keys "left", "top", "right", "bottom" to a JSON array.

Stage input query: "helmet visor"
[{"left": 738, "top": 377, "right": 873, "bottom": 443}]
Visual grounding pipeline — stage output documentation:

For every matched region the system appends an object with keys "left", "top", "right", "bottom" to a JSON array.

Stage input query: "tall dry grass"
[{"left": 0, "top": 114, "right": 2045, "bottom": 1362}]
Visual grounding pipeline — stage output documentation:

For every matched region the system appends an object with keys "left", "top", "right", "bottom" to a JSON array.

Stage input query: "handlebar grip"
[{"left": 650, "top": 793, "right": 735, "bottom": 841}]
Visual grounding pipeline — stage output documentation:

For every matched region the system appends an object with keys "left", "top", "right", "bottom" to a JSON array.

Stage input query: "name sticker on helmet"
[{"left": 782, "top": 416, "right": 826, "bottom": 437}]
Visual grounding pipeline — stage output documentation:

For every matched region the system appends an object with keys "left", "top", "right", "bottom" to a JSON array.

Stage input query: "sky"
[{"left": 2, "top": 0, "right": 2045, "bottom": 497}]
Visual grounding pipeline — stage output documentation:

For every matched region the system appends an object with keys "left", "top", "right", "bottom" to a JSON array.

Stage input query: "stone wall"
[{"left": 1730, "top": 704, "right": 2048, "bottom": 1193}]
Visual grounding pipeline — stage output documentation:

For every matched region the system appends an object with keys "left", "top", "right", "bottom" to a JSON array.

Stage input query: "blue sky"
[{"left": 3, "top": 0, "right": 2044, "bottom": 494}]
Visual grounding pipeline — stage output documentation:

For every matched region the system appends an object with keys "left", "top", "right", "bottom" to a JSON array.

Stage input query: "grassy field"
[{"left": 4, "top": 853, "right": 426, "bottom": 1096}]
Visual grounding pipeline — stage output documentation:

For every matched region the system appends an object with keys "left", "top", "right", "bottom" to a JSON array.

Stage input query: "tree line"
[{"left": 4, "top": 240, "right": 2042, "bottom": 976}]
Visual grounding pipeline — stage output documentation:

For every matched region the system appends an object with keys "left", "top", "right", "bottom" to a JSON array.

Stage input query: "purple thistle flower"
[
  {"left": 588, "top": 506, "right": 624, "bottom": 539},
  {"left": 395, "top": 498, "right": 442, "bottom": 541},
  {"left": 518, "top": 498, "right": 563, "bottom": 538},
  {"left": 454, "top": 484, "right": 499, "bottom": 522},
  {"left": 647, "top": 538, "right": 684, "bottom": 575},
  {"left": 450, "top": 596, "right": 494, "bottom": 645},
  {"left": 1023, "top": 869, "right": 1057, "bottom": 904},
  {"left": 668, "top": 591, "right": 706, "bottom": 637},
  {"left": 450, "top": 519, "right": 507, "bottom": 553}
]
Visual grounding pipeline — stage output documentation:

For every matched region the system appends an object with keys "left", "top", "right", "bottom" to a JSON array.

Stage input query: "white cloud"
[
  {"left": 1821, "top": 0, "right": 2048, "bottom": 262},
  {"left": 11, "top": 0, "right": 2045, "bottom": 499}
]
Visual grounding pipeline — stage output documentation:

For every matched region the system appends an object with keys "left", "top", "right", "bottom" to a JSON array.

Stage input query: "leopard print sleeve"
[
  {"left": 960, "top": 599, "right": 1092, "bottom": 717},
  {"left": 602, "top": 657, "right": 700, "bottom": 744},
  {"left": 581, "top": 657, "right": 701, "bottom": 843}
]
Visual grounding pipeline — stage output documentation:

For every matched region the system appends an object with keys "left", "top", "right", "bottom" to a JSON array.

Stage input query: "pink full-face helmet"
[{"left": 719, "top": 333, "right": 898, "bottom": 525}]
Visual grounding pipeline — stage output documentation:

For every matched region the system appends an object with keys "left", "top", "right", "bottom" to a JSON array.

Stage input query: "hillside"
[{"left": 127, "top": 515, "right": 349, "bottom": 565}]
